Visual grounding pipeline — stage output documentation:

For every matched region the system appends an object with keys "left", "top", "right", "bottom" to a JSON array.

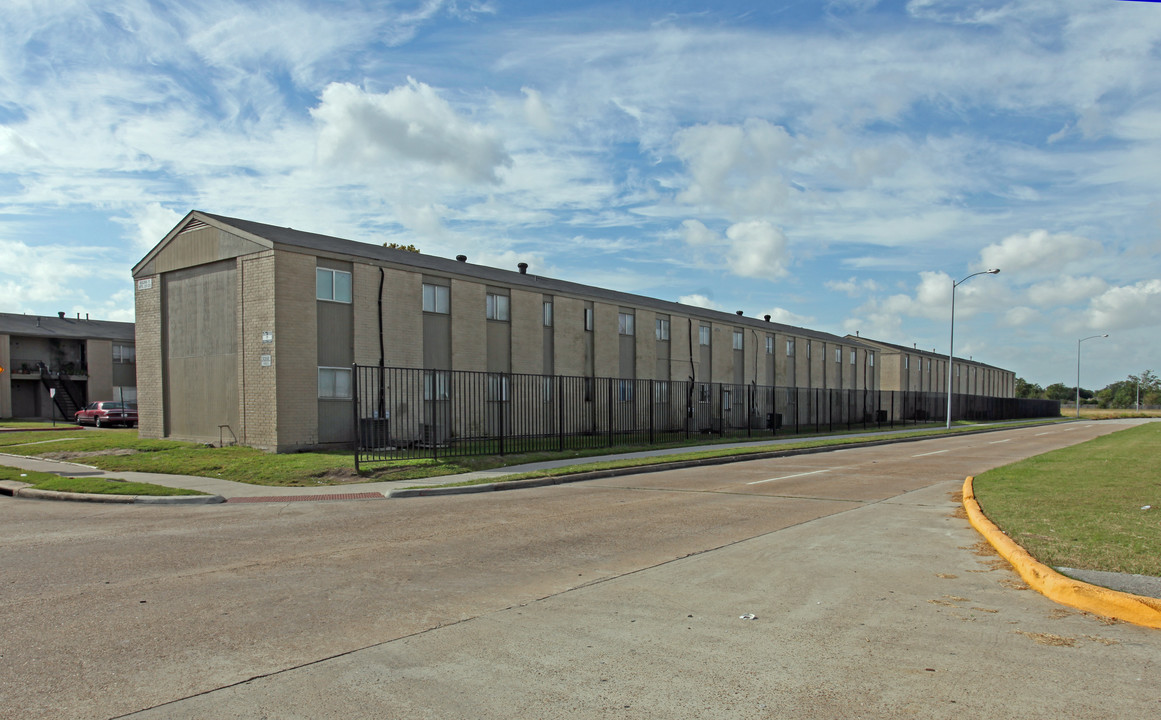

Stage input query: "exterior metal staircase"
[{"left": 39, "top": 366, "right": 84, "bottom": 421}]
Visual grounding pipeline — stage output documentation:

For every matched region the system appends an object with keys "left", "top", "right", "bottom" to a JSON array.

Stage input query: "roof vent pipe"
[
  {"left": 518, "top": 262, "right": 528, "bottom": 274},
  {"left": 456, "top": 255, "right": 467, "bottom": 262},
  {"left": 764, "top": 315, "right": 771, "bottom": 322},
  {"left": 735, "top": 310, "right": 743, "bottom": 316},
  {"left": 58, "top": 311, "right": 65, "bottom": 319}
]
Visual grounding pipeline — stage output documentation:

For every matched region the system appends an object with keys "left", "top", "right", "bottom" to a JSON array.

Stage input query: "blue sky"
[{"left": 2, "top": 0, "right": 1159, "bottom": 390}]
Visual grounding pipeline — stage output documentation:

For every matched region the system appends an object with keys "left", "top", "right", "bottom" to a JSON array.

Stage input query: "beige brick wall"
[
  {"left": 593, "top": 302, "right": 619, "bottom": 378},
  {"left": 274, "top": 251, "right": 319, "bottom": 450},
  {"left": 711, "top": 323, "right": 731, "bottom": 384},
  {"left": 0, "top": 334, "right": 11, "bottom": 417},
  {"left": 382, "top": 267, "right": 423, "bottom": 368},
  {"left": 553, "top": 296, "right": 586, "bottom": 377},
  {"left": 451, "top": 280, "right": 486, "bottom": 372},
  {"left": 85, "top": 339, "right": 114, "bottom": 401},
  {"left": 668, "top": 315, "right": 695, "bottom": 383},
  {"left": 634, "top": 308, "right": 655, "bottom": 380},
  {"left": 134, "top": 273, "right": 164, "bottom": 438},
  {"left": 510, "top": 288, "right": 543, "bottom": 375},
  {"left": 237, "top": 252, "right": 279, "bottom": 450},
  {"left": 809, "top": 340, "right": 825, "bottom": 389}
]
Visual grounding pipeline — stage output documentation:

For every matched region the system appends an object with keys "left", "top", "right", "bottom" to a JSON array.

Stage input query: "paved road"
[{"left": 1, "top": 420, "right": 1157, "bottom": 719}]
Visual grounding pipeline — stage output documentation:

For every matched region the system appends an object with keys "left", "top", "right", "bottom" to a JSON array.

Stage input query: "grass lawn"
[
  {"left": 0, "top": 465, "right": 206, "bottom": 496},
  {"left": 972, "top": 422, "right": 1161, "bottom": 577},
  {"left": 0, "top": 418, "right": 1065, "bottom": 488}
]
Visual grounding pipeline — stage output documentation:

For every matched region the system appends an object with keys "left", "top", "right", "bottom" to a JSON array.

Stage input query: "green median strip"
[
  {"left": 972, "top": 423, "right": 1161, "bottom": 577},
  {"left": 1, "top": 465, "right": 206, "bottom": 496}
]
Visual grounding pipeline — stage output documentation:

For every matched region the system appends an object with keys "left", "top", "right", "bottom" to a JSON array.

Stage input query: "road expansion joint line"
[{"left": 108, "top": 482, "right": 934, "bottom": 719}]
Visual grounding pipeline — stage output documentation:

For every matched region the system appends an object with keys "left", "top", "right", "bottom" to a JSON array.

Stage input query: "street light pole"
[
  {"left": 946, "top": 269, "right": 1000, "bottom": 429},
  {"left": 1076, "top": 334, "right": 1108, "bottom": 419}
]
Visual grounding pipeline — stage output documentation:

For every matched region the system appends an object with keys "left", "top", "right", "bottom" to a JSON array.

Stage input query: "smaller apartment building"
[
  {"left": 852, "top": 337, "right": 1015, "bottom": 400},
  {"left": 133, "top": 212, "right": 904, "bottom": 452},
  {"left": 0, "top": 313, "right": 136, "bottom": 419}
]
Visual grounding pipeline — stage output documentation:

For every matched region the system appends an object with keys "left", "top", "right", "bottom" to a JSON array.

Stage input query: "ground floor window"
[{"left": 318, "top": 367, "right": 352, "bottom": 399}]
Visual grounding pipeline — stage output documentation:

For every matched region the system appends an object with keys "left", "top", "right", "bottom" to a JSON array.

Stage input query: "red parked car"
[{"left": 75, "top": 401, "right": 138, "bottom": 428}]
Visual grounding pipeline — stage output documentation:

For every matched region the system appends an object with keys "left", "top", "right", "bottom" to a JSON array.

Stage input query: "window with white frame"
[
  {"left": 543, "top": 376, "right": 554, "bottom": 402},
  {"left": 318, "top": 367, "right": 352, "bottom": 399},
  {"left": 584, "top": 307, "right": 594, "bottom": 331},
  {"left": 618, "top": 379, "right": 634, "bottom": 402},
  {"left": 618, "top": 312, "right": 634, "bottom": 335},
  {"left": 698, "top": 383, "right": 710, "bottom": 403},
  {"left": 807, "top": 341, "right": 812, "bottom": 358},
  {"left": 486, "top": 293, "right": 510, "bottom": 321},
  {"left": 487, "top": 373, "right": 510, "bottom": 402},
  {"left": 850, "top": 349, "right": 856, "bottom": 365},
  {"left": 765, "top": 336, "right": 774, "bottom": 354},
  {"left": 722, "top": 388, "right": 732, "bottom": 411},
  {"left": 835, "top": 348, "right": 842, "bottom": 363},
  {"left": 655, "top": 317, "right": 670, "bottom": 341},
  {"left": 786, "top": 339, "right": 795, "bottom": 356},
  {"left": 113, "top": 344, "right": 136, "bottom": 364},
  {"left": 905, "top": 356, "right": 910, "bottom": 370},
  {"left": 732, "top": 330, "right": 743, "bottom": 350},
  {"left": 424, "top": 371, "right": 450, "bottom": 401},
  {"left": 316, "top": 268, "right": 352, "bottom": 303},
  {"left": 869, "top": 353, "right": 875, "bottom": 367},
  {"left": 699, "top": 326, "right": 711, "bottom": 346},
  {"left": 654, "top": 381, "right": 670, "bottom": 403},
  {"left": 543, "top": 301, "right": 553, "bottom": 327},
  {"left": 422, "top": 283, "right": 449, "bottom": 313}
]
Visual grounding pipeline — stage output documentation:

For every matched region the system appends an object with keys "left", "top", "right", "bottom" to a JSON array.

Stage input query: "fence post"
[
  {"left": 558, "top": 375, "right": 564, "bottom": 452},
  {"left": 649, "top": 379, "right": 655, "bottom": 445},
  {"left": 607, "top": 379, "right": 614, "bottom": 449},
  {"left": 352, "top": 364, "right": 361, "bottom": 473}
]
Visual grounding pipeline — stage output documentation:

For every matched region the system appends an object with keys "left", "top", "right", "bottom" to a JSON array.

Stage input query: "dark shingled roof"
[
  {"left": 198, "top": 211, "right": 866, "bottom": 347},
  {"left": 0, "top": 313, "right": 134, "bottom": 342}
]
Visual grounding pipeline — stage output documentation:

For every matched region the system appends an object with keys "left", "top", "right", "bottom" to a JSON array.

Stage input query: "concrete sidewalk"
[{"left": 1, "top": 425, "right": 1006, "bottom": 502}]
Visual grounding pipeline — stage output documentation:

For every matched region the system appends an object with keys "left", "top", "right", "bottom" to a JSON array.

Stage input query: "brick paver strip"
[{"left": 227, "top": 493, "right": 384, "bottom": 503}]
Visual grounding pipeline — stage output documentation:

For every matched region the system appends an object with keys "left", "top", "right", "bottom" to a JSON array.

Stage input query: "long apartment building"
[{"left": 132, "top": 211, "right": 1010, "bottom": 451}]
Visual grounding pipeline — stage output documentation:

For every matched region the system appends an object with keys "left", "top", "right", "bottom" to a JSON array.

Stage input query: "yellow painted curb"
[{"left": 963, "top": 476, "right": 1161, "bottom": 630}]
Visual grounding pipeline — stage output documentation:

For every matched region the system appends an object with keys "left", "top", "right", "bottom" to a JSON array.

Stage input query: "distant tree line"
[{"left": 1016, "top": 370, "right": 1161, "bottom": 408}]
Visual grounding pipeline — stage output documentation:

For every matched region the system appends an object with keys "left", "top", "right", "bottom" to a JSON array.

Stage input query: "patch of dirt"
[
  {"left": 41, "top": 449, "right": 139, "bottom": 460},
  {"left": 968, "top": 540, "right": 999, "bottom": 557},
  {"left": 999, "top": 578, "right": 1030, "bottom": 591},
  {"left": 935, "top": 573, "right": 958, "bottom": 579},
  {"left": 929, "top": 599, "right": 960, "bottom": 607},
  {"left": 314, "top": 467, "right": 366, "bottom": 483},
  {"left": 971, "top": 607, "right": 1000, "bottom": 614},
  {"left": 1015, "top": 630, "right": 1077, "bottom": 647},
  {"left": 1048, "top": 608, "right": 1074, "bottom": 620},
  {"left": 1084, "top": 635, "right": 1121, "bottom": 646},
  {"left": 944, "top": 595, "right": 971, "bottom": 602}
]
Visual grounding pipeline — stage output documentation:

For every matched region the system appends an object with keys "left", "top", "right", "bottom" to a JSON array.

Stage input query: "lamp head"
[{"left": 987, "top": 268, "right": 1000, "bottom": 274}]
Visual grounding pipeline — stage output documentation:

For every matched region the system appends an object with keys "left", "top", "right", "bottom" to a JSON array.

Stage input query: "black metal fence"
[{"left": 352, "top": 365, "right": 1060, "bottom": 468}]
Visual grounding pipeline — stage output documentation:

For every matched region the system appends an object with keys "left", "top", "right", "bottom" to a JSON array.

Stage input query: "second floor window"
[
  {"left": 113, "top": 345, "right": 136, "bottom": 364},
  {"left": 618, "top": 313, "right": 635, "bottom": 335},
  {"left": 732, "top": 331, "right": 743, "bottom": 350},
  {"left": 316, "top": 268, "right": 352, "bottom": 303},
  {"left": 422, "top": 283, "right": 449, "bottom": 313},
  {"left": 765, "top": 336, "right": 774, "bottom": 354},
  {"left": 655, "top": 318, "right": 670, "bottom": 341},
  {"left": 486, "top": 293, "right": 510, "bottom": 321},
  {"left": 584, "top": 307, "right": 594, "bottom": 331},
  {"left": 699, "top": 326, "right": 711, "bottom": 346}
]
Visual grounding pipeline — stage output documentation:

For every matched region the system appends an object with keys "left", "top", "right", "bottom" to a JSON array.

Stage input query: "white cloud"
[
  {"left": 312, "top": 80, "right": 512, "bottom": 184},
  {"left": 678, "top": 294, "right": 722, "bottom": 311},
  {"left": 724, "top": 220, "right": 790, "bottom": 279},
  {"left": 978, "top": 229, "right": 1101, "bottom": 275},
  {"left": 1082, "top": 279, "right": 1161, "bottom": 331},
  {"left": 680, "top": 219, "right": 718, "bottom": 247},
  {"left": 521, "top": 87, "right": 556, "bottom": 134},
  {"left": 673, "top": 119, "right": 798, "bottom": 216},
  {"left": 1001, "top": 306, "right": 1039, "bottom": 328},
  {"left": 1024, "top": 276, "right": 1108, "bottom": 308},
  {"left": 113, "top": 203, "right": 186, "bottom": 253},
  {"left": 763, "top": 307, "right": 814, "bottom": 327},
  {"left": 826, "top": 277, "right": 881, "bottom": 297}
]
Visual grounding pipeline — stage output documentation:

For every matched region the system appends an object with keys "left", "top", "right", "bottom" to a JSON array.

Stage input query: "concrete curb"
[
  {"left": 962, "top": 475, "right": 1161, "bottom": 630},
  {"left": 1, "top": 482, "right": 225, "bottom": 505},
  {"left": 387, "top": 426, "right": 1036, "bottom": 498}
]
